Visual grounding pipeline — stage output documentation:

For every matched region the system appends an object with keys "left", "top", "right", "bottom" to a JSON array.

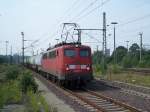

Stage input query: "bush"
[
  {"left": 94, "top": 64, "right": 101, "bottom": 73},
  {"left": 20, "top": 71, "right": 38, "bottom": 94},
  {"left": 138, "top": 60, "right": 146, "bottom": 68},
  {"left": 94, "top": 63, "right": 107, "bottom": 75},
  {"left": 122, "top": 56, "right": 132, "bottom": 68},
  {"left": 5, "top": 65, "right": 21, "bottom": 81},
  {"left": 100, "top": 62, "right": 107, "bottom": 75},
  {"left": 111, "top": 64, "right": 121, "bottom": 74},
  {"left": 0, "top": 81, "right": 22, "bottom": 108}
]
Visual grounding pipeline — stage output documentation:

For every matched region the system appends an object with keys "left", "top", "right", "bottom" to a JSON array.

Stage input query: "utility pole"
[
  {"left": 126, "top": 41, "right": 129, "bottom": 52},
  {"left": 17, "top": 51, "right": 20, "bottom": 64},
  {"left": 5, "top": 41, "right": 9, "bottom": 56},
  {"left": 111, "top": 22, "right": 118, "bottom": 64},
  {"left": 5, "top": 41, "right": 9, "bottom": 63},
  {"left": 103, "top": 12, "right": 107, "bottom": 55},
  {"left": 139, "top": 32, "right": 143, "bottom": 62},
  {"left": 0, "top": 41, "right": 1, "bottom": 55},
  {"left": 21, "top": 32, "right": 25, "bottom": 65},
  {"left": 37, "top": 50, "right": 38, "bottom": 55},
  {"left": 102, "top": 12, "right": 107, "bottom": 74},
  {"left": 10, "top": 45, "right": 12, "bottom": 64},
  {"left": 96, "top": 45, "right": 99, "bottom": 52}
]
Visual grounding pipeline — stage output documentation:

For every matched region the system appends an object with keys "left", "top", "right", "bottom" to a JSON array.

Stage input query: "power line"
[
  {"left": 119, "top": 23, "right": 150, "bottom": 34},
  {"left": 69, "top": 0, "right": 99, "bottom": 22},
  {"left": 35, "top": 0, "right": 97, "bottom": 46},
  {"left": 57, "top": 0, "right": 83, "bottom": 24},
  {"left": 27, "top": 0, "right": 110, "bottom": 52},
  {"left": 118, "top": 13, "right": 150, "bottom": 27},
  {"left": 27, "top": 0, "right": 81, "bottom": 49},
  {"left": 75, "top": 0, "right": 111, "bottom": 22},
  {"left": 82, "top": 32, "right": 102, "bottom": 43}
]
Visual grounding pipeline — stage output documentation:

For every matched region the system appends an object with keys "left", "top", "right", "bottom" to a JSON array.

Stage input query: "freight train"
[{"left": 25, "top": 42, "right": 93, "bottom": 87}]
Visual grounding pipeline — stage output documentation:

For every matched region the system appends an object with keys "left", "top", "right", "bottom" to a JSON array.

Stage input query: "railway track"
[
  {"left": 94, "top": 79, "right": 150, "bottom": 99},
  {"left": 33, "top": 71, "right": 142, "bottom": 112},
  {"left": 67, "top": 89, "right": 142, "bottom": 112},
  {"left": 124, "top": 68, "right": 150, "bottom": 75}
]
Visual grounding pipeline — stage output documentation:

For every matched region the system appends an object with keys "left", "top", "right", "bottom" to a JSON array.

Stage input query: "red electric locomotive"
[
  {"left": 26, "top": 23, "right": 93, "bottom": 86},
  {"left": 41, "top": 43, "right": 93, "bottom": 85}
]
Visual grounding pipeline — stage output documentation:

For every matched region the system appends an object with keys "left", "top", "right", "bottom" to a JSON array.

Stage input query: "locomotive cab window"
[
  {"left": 48, "top": 50, "right": 56, "bottom": 58},
  {"left": 43, "top": 53, "right": 47, "bottom": 59},
  {"left": 80, "top": 49, "right": 89, "bottom": 57},
  {"left": 64, "top": 49, "right": 76, "bottom": 57}
]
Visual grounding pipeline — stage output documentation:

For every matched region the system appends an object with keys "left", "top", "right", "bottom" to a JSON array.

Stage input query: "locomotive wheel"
[
  {"left": 64, "top": 81, "right": 68, "bottom": 88},
  {"left": 51, "top": 76, "right": 55, "bottom": 83},
  {"left": 57, "top": 80, "right": 63, "bottom": 86}
]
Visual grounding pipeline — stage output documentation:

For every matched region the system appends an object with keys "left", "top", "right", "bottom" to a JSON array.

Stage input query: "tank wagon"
[{"left": 26, "top": 43, "right": 93, "bottom": 86}]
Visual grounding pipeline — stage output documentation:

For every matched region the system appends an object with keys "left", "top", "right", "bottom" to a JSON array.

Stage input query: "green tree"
[
  {"left": 92, "top": 51, "right": 103, "bottom": 65},
  {"left": 129, "top": 43, "right": 140, "bottom": 58},
  {"left": 116, "top": 46, "right": 127, "bottom": 64},
  {"left": 122, "top": 55, "right": 132, "bottom": 68}
]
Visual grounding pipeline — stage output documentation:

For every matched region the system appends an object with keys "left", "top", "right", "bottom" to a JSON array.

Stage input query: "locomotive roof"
[
  {"left": 29, "top": 43, "right": 91, "bottom": 58},
  {"left": 46, "top": 42, "right": 90, "bottom": 51}
]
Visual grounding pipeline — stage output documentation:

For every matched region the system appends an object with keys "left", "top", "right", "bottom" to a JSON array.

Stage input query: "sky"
[{"left": 0, "top": 0, "right": 150, "bottom": 55}]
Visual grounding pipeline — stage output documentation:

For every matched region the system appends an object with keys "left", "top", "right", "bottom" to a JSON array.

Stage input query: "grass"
[
  {"left": 107, "top": 72, "right": 150, "bottom": 87},
  {"left": 0, "top": 81, "right": 22, "bottom": 108},
  {"left": 25, "top": 91, "right": 57, "bottom": 112},
  {"left": 93, "top": 65, "right": 150, "bottom": 87},
  {"left": 95, "top": 72, "right": 150, "bottom": 87}
]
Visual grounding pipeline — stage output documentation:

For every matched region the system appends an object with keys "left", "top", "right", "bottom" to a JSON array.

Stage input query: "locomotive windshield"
[
  {"left": 80, "top": 49, "right": 89, "bottom": 57},
  {"left": 64, "top": 49, "right": 76, "bottom": 57}
]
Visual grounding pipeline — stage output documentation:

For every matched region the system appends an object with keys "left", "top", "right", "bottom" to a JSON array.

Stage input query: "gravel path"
[{"left": 34, "top": 77, "right": 75, "bottom": 112}]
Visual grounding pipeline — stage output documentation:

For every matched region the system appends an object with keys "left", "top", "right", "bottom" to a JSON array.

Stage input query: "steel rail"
[{"left": 84, "top": 88, "right": 142, "bottom": 112}]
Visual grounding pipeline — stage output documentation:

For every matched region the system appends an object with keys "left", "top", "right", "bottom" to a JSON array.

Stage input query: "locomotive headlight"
[
  {"left": 86, "top": 65, "right": 90, "bottom": 70},
  {"left": 66, "top": 67, "right": 69, "bottom": 71},
  {"left": 65, "top": 64, "right": 69, "bottom": 71}
]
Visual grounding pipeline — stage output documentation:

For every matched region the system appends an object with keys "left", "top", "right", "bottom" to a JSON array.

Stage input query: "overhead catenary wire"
[
  {"left": 82, "top": 32, "right": 102, "bottom": 43},
  {"left": 69, "top": 0, "right": 99, "bottom": 22},
  {"left": 119, "top": 23, "right": 150, "bottom": 34},
  {"left": 55, "top": 0, "right": 83, "bottom": 25},
  {"left": 26, "top": 0, "right": 81, "bottom": 49},
  {"left": 31, "top": 0, "right": 97, "bottom": 48},
  {"left": 75, "top": 0, "right": 111, "bottom": 22},
  {"left": 28, "top": 0, "right": 110, "bottom": 51}
]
